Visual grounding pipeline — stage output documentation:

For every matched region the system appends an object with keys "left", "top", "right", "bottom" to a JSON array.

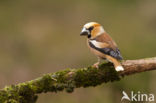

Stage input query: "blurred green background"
[{"left": 0, "top": 0, "right": 156, "bottom": 103}]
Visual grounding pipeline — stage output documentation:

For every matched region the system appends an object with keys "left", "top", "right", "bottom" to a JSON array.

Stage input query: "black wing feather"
[{"left": 89, "top": 41, "right": 123, "bottom": 60}]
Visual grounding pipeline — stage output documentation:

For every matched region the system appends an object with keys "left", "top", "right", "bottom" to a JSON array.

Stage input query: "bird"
[{"left": 80, "top": 22, "right": 124, "bottom": 72}]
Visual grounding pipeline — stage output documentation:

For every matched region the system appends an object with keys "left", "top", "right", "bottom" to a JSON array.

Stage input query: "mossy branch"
[{"left": 1, "top": 57, "right": 156, "bottom": 103}]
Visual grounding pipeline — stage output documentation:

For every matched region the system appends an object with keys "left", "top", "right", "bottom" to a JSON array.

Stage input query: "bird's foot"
[{"left": 92, "top": 62, "right": 99, "bottom": 68}]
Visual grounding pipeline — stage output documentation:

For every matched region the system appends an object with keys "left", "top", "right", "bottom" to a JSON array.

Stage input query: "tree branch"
[{"left": 0, "top": 57, "right": 156, "bottom": 103}]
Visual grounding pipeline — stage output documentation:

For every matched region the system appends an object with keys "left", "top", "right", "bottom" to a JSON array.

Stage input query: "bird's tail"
[
  {"left": 105, "top": 55, "right": 124, "bottom": 72},
  {"left": 115, "top": 65, "right": 124, "bottom": 72},
  {"left": 114, "top": 61, "right": 124, "bottom": 72}
]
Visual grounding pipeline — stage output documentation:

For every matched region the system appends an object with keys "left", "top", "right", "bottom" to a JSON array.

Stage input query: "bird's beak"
[{"left": 80, "top": 28, "right": 89, "bottom": 36}]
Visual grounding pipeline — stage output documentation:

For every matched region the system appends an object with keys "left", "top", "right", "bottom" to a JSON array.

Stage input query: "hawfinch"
[{"left": 80, "top": 22, "right": 124, "bottom": 72}]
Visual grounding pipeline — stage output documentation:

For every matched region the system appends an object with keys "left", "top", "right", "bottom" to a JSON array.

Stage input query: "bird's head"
[{"left": 80, "top": 22, "right": 105, "bottom": 39}]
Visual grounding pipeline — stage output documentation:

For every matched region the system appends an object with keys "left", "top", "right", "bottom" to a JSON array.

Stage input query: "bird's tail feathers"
[{"left": 115, "top": 65, "right": 124, "bottom": 72}]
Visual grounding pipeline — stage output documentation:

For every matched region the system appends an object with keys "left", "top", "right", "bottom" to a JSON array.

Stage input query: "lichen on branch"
[{"left": 0, "top": 63, "right": 120, "bottom": 103}]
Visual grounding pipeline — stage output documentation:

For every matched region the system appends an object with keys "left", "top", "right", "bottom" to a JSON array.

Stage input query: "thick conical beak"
[{"left": 80, "top": 28, "right": 89, "bottom": 36}]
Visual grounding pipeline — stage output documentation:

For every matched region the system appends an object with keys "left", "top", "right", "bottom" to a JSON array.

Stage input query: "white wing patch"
[{"left": 90, "top": 40, "right": 101, "bottom": 48}]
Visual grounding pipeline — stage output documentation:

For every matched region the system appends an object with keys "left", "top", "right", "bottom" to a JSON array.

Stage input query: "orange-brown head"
[{"left": 80, "top": 22, "right": 105, "bottom": 39}]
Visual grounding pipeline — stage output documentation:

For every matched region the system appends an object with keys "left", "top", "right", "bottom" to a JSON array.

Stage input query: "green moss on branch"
[{"left": 0, "top": 62, "right": 120, "bottom": 103}]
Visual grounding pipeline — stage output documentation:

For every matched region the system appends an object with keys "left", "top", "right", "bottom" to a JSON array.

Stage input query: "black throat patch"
[{"left": 88, "top": 34, "right": 91, "bottom": 38}]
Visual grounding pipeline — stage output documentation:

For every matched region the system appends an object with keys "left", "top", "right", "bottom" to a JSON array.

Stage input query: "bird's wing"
[
  {"left": 95, "top": 32, "right": 117, "bottom": 49},
  {"left": 89, "top": 33, "right": 123, "bottom": 60}
]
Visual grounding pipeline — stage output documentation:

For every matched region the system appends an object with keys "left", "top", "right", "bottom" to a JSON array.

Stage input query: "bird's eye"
[{"left": 88, "top": 26, "right": 94, "bottom": 31}]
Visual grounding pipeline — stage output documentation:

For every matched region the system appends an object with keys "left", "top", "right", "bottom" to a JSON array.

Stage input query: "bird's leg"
[{"left": 92, "top": 57, "right": 101, "bottom": 68}]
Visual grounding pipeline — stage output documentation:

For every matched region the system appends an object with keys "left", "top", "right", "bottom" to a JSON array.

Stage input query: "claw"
[
  {"left": 92, "top": 62, "right": 99, "bottom": 68},
  {"left": 92, "top": 57, "right": 101, "bottom": 68}
]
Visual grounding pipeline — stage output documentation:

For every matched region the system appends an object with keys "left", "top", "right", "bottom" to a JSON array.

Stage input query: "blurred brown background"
[{"left": 0, "top": 0, "right": 156, "bottom": 103}]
